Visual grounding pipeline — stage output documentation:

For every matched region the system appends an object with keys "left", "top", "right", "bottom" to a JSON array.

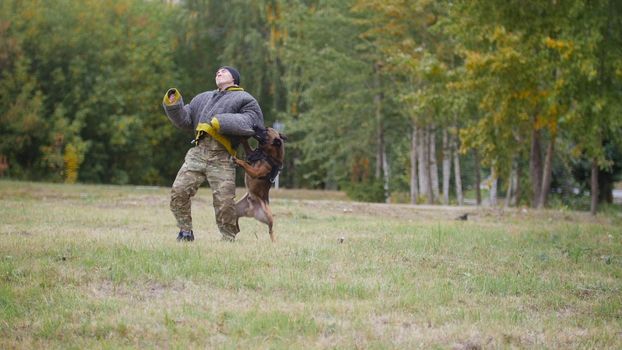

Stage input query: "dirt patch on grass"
[
  {"left": 94, "top": 195, "right": 171, "bottom": 209},
  {"left": 283, "top": 199, "right": 610, "bottom": 225},
  {"left": 87, "top": 279, "right": 261, "bottom": 312},
  {"left": 290, "top": 200, "right": 471, "bottom": 221},
  {"left": 0, "top": 230, "right": 32, "bottom": 236},
  {"left": 368, "top": 314, "right": 502, "bottom": 349},
  {"left": 88, "top": 279, "right": 187, "bottom": 300}
]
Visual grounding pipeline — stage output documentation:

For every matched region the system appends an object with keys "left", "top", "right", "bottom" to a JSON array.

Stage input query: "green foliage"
[
  {"left": 0, "top": 0, "right": 181, "bottom": 184},
  {"left": 443, "top": 0, "right": 622, "bottom": 207},
  {"left": 0, "top": 0, "right": 620, "bottom": 208},
  {"left": 278, "top": 0, "right": 383, "bottom": 189},
  {"left": 342, "top": 179, "right": 385, "bottom": 203}
]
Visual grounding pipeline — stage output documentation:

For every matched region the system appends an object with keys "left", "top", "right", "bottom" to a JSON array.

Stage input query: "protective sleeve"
[{"left": 214, "top": 97, "right": 264, "bottom": 136}]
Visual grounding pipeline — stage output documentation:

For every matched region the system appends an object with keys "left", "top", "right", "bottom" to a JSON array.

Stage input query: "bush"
[{"left": 342, "top": 179, "right": 386, "bottom": 203}]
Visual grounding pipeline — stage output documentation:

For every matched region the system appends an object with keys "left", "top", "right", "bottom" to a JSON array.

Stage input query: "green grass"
[{"left": 1, "top": 180, "right": 621, "bottom": 349}]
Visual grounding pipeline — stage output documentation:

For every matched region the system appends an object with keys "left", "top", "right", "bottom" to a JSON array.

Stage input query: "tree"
[
  {"left": 354, "top": 0, "right": 465, "bottom": 204},
  {"left": 447, "top": 1, "right": 582, "bottom": 209},
  {"left": 0, "top": 0, "right": 181, "bottom": 184},
  {"left": 555, "top": 0, "right": 622, "bottom": 214},
  {"left": 278, "top": 0, "right": 395, "bottom": 197}
]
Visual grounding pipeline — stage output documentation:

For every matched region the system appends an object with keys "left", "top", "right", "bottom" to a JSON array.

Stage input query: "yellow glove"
[
  {"left": 163, "top": 88, "right": 181, "bottom": 106},
  {"left": 195, "top": 120, "right": 236, "bottom": 157},
  {"left": 210, "top": 117, "right": 220, "bottom": 132}
]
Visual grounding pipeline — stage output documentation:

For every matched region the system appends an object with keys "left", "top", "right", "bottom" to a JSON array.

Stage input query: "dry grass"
[{"left": 1, "top": 180, "right": 621, "bottom": 349}]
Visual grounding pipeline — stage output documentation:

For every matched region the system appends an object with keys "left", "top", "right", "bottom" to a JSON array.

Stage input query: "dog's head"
[{"left": 253, "top": 125, "right": 286, "bottom": 160}]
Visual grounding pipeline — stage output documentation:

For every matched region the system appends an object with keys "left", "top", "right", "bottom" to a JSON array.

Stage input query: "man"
[{"left": 162, "top": 66, "right": 264, "bottom": 242}]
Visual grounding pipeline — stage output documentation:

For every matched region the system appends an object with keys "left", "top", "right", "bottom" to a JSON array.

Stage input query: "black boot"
[{"left": 176, "top": 230, "right": 194, "bottom": 242}]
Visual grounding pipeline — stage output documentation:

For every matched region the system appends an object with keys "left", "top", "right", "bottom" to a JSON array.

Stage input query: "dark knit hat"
[{"left": 220, "top": 66, "right": 240, "bottom": 85}]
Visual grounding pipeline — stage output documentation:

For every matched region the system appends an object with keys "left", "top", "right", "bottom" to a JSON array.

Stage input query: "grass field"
[{"left": 1, "top": 180, "right": 621, "bottom": 349}]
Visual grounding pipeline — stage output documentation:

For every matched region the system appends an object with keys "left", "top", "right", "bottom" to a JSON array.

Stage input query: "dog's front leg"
[{"left": 233, "top": 158, "right": 271, "bottom": 179}]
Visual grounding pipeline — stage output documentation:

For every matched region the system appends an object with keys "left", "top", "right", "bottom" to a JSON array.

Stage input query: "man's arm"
[{"left": 162, "top": 88, "right": 195, "bottom": 132}]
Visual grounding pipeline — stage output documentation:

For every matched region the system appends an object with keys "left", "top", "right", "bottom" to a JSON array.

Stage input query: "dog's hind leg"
[
  {"left": 252, "top": 201, "right": 275, "bottom": 242},
  {"left": 268, "top": 222, "right": 275, "bottom": 243},
  {"left": 235, "top": 193, "right": 254, "bottom": 217},
  {"left": 235, "top": 194, "right": 261, "bottom": 239}
]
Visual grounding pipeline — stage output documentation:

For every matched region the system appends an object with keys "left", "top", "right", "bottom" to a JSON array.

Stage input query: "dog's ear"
[{"left": 279, "top": 133, "right": 288, "bottom": 142}]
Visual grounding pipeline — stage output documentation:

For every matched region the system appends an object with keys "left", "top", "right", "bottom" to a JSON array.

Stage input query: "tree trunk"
[
  {"left": 505, "top": 161, "right": 514, "bottom": 208},
  {"left": 561, "top": 165, "right": 573, "bottom": 203},
  {"left": 425, "top": 127, "right": 434, "bottom": 204},
  {"left": 410, "top": 125, "right": 419, "bottom": 204},
  {"left": 442, "top": 128, "right": 451, "bottom": 205},
  {"left": 474, "top": 149, "right": 482, "bottom": 206},
  {"left": 429, "top": 126, "right": 440, "bottom": 203},
  {"left": 375, "top": 119, "right": 384, "bottom": 181},
  {"left": 514, "top": 162, "right": 522, "bottom": 206},
  {"left": 591, "top": 159, "right": 599, "bottom": 215},
  {"left": 417, "top": 127, "right": 425, "bottom": 194},
  {"left": 598, "top": 171, "right": 614, "bottom": 203},
  {"left": 418, "top": 127, "right": 431, "bottom": 203},
  {"left": 382, "top": 143, "right": 390, "bottom": 203},
  {"left": 489, "top": 165, "right": 498, "bottom": 206},
  {"left": 530, "top": 127, "right": 543, "bottom": 208},
  {"left": 538, "top": 134, "right": 556, "bottom": 208},
  {"left": 452, "top": 131, "right": 463, "bottom": 206},
  {"left": 374, "top": 64, "right": 383, "bottom": 182},
  {"left": 326, "top": 166, "right": 337, "bottom": 190}
]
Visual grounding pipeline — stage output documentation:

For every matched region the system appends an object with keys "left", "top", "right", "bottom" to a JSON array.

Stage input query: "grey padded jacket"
[{"left": 162, "top": 87, "right": 264, "bottom": 138}]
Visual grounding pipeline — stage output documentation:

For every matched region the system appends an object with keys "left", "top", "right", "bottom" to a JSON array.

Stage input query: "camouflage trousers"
[{"left": 170, "top": 137, "right": 239, "bottom": 240}]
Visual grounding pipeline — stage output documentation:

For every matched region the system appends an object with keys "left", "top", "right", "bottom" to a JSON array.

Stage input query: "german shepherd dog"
[{"left": 233, "top": 126, "right": 286, "bottom": 242}]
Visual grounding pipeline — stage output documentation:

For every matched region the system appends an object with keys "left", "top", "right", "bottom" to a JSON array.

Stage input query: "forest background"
[{"left": 1, "top": 0, "right": 621, "bottom": 213}]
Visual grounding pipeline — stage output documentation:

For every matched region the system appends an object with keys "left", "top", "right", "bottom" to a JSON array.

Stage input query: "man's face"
[{"left": 215, "top": 68, "right": 234, "bottom": 87}]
